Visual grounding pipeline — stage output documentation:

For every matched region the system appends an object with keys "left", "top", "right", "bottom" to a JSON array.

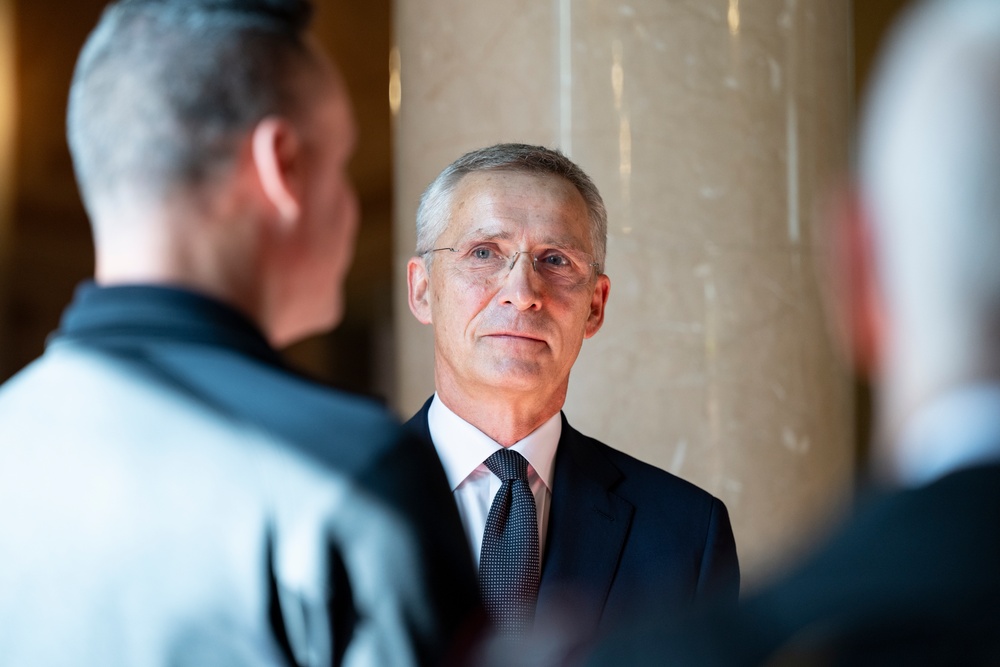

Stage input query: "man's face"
[{"left": 408, "top": 171, "right": 610, "bottom": 403}]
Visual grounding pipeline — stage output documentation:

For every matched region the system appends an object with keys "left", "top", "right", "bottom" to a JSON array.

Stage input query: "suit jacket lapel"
[
  {"left": 407, "top": 401, "right": 633, "bottom": 630},
  {"left": 536, "top": 415, "right": 634, "bottom": 632},
  {"left": 404, "top": 397, "right": 434, "bottom": 443}
]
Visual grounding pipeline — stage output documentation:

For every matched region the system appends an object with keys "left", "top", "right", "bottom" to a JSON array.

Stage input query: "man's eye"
[
  {"left": 471, "top": 247, "right": 496, "bottom": 260},
  {"left": 540, "top": 253, "right": 571, "bottom": 268}
]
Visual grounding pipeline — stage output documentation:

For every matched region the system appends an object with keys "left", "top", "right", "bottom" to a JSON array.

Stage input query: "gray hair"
[
  {"left": 415, "top": 143, "right": 608, "bottom": 271},
  {"left": 67, "top": 0, "right": 317, "bottom": 213},
  {"left": 860, "top": 0, "right": 1000, "bottom": 348}
]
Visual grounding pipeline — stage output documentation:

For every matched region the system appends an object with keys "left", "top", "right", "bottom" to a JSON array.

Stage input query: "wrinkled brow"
[{"left": 456, "top": 227, "right": 587, "bottom": 252}]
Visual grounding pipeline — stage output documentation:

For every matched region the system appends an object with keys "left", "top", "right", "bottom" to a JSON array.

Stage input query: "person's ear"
[
  {"left": 407, "top": 256, "right": 433, "bottom": 324},
  {"left": 584, "top": 274, "right": 611, "bottom": 338},
  {"left": 251, "top": 116, "right": 303, "bottom": 226},
  {"left": 827, "top": 186, "right": 885, "bottom": 379}
]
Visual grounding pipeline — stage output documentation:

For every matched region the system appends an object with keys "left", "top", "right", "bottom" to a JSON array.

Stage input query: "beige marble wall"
[{"left": 394, "top": 0, "right": 854, "bottom": 582}]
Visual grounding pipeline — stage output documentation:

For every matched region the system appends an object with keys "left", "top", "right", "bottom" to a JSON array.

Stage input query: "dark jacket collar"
[{"left": 52, "top": 281, "right": 283, "bottom": 367}]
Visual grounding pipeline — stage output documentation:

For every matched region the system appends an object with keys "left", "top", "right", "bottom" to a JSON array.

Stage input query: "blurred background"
[{"left": 0, "top": 0, "right": 913, "bottom": 584}]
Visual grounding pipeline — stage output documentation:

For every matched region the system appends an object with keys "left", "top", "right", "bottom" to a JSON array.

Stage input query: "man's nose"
[{"left": 499, "top": 252, "right": 543, "bottom": 310}]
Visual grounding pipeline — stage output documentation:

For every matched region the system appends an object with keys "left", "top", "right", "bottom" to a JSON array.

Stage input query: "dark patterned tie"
[{"left": 479, "top": 448, "right": 540, "bottom": 640}]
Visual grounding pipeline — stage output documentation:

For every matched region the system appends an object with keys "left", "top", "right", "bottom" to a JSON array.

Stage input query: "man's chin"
[{"left": 474, "top": 360, "right": 553, "bottom": 392}]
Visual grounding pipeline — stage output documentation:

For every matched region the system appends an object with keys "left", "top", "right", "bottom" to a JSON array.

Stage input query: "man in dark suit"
[
  {"left": 404, "top": 143, "right": 739, "bottom": 643},
  {"left": 0, "top": 1, "right": 478, "bottom": 665},
  {"left": 586, "top": 0, "right": 1000, "bottom": 664}
]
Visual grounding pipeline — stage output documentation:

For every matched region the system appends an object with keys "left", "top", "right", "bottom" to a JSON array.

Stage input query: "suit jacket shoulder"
[
  {"left": 112, "top": 345, "right": 483, "bottom": 666},
  {"left": 744, "top": 463, "right": 1000, "bottom": 663},
  {"left": 0, "top": 336, "right": 479, "bottom": 666},
  {"left": 562, "top": 422, "right": 729, "bottom": 527},
  {"left": 542, "top": 417, "right": 741, "bottom": 634},
  {"left": 616, "top": 463, "right": 1000, "bottom": 667}
]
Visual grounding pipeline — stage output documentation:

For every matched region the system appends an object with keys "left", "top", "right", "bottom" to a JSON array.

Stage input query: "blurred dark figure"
[
  {"left": 585, "top": 0, "right": 1000, "bottom": 664},
  {"left": 0, "top": 1, "right": 479, "bottom": 665}
]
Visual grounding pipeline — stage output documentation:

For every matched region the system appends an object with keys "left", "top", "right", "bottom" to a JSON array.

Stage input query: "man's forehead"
[
  {"left": 451, "top": 225, "right": 586, "bottom": 250},
  {"left": 444, "top": 171, "right": 590, "bottom": 241},
  {"left": 453, "top": 169, "right": 572, "bottom": 196}
]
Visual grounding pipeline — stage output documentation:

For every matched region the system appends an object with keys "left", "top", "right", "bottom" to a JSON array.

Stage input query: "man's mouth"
[{"left": 483, "top": 332, "right": 546, "bottom": 344}]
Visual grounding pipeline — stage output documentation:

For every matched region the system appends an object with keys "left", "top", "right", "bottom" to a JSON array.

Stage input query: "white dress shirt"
[
  {"left": 427, "top": 394, "right": 559, "bottom": 568},
  {"left": 892, "top": 383, "right": 1000, "bottom": 487}
]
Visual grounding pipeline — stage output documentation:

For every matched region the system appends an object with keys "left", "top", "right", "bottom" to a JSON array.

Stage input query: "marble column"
[{"left": 393, "top": 0, "right": 854, "bottom": 583}]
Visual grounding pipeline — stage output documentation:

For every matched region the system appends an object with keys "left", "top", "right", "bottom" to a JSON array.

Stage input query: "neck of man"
[
  {"left": 91, "top": 194, "right": 267, "bottom": 337},
  {"left": 435, "top": 373, "right": 568, "bottom": 447},
  {"left": 95, "top": 247, "right": 260, "bottom": 321}
]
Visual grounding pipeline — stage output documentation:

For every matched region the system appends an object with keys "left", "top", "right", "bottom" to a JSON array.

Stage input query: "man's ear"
[
  {"left": 407, "top": 256, "right": 433, "bottom": 324},
  {"left": 251, "top": 116, "right": 302, "bottom": 226},
  {"left": 584, "top": 274, "right": 611, "bottom": 338},
  {"left": 827, "top": 187, "right": 884, "bottom": 379}
]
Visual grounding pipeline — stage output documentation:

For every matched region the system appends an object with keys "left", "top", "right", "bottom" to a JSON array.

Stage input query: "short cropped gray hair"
[
  {"left": 415, "top": 143, "right": 608, "bottom": 271},
  {"left": 67, "top": 0, "right": 316, "bottom": 213}
]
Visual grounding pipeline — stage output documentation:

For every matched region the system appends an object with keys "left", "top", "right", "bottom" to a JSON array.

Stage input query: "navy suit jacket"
[
  {"left": 407, "top": 398, "right": 740, "bottom": 637},
  {"left": 589, "top": 462, "right": 1000, "bottom": 665}
]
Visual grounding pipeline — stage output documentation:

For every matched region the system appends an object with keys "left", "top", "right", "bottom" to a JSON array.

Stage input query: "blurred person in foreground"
[
  {"left": 404, "top": 143, "right": 739, "bottom": 650},
  {"left": 586, "top": 0, "right": 1000, "bottom": 664},
  {"left": 0, "top": 1, "right": 479, "bottom": 665}
]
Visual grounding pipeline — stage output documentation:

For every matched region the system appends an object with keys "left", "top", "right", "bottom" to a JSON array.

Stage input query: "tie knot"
[{"left": 484, "top": 448, "right": 529, "bottom": 482}]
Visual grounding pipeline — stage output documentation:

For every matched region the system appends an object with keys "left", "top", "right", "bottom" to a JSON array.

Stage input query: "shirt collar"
[
  {"left": 428, "top": 393, "right": 560, "bottom": 491},
  {"left": 893, "top": 383, "right": 1000, "bottom": 487}
]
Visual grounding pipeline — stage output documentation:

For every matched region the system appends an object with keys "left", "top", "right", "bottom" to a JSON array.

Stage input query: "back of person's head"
[
  {"left": 861, "top": 0, "right": 1000, "bottom": 369},
  {"left": 67, "top": 0, "right": 317, "bottom": 218}
]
